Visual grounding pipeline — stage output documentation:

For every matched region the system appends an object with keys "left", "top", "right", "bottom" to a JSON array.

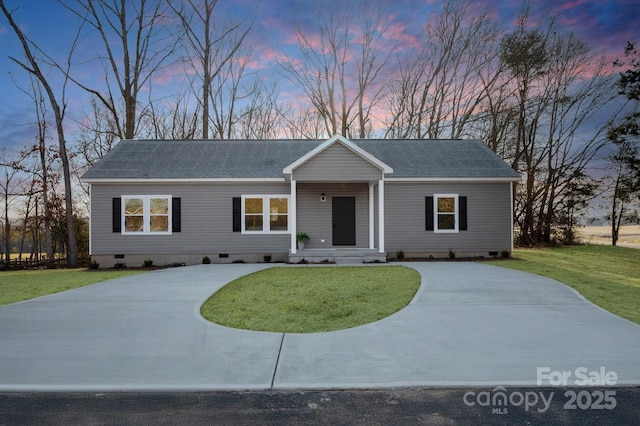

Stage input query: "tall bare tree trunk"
[{"left": 1, "top": 0, "right": 78, "bottom": 266}]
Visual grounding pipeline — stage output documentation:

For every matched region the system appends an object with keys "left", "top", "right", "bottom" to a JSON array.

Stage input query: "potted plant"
[{"left": 296, "top": 232, "right": 310, "bottom": 249}]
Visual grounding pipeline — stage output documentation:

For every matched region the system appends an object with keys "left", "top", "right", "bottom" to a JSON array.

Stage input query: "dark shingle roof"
[{"left": 81, "top": 138, "right": 520, "bottom": 180}]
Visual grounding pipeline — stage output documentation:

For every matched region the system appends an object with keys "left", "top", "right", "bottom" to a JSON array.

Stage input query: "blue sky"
[{"left": 0, "top": 0, "right": 638, "bottom": 155}]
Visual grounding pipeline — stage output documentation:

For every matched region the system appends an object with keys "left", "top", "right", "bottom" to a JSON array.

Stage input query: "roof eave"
[
  {"left": 81, "top": 177, "right": 287, "bottom": 183},
  {"left": 386, "top": 176, "right": 522, "bottom": 183}
]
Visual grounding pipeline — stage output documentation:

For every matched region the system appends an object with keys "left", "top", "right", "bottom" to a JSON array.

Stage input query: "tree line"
[{"left": 1, "top": 0, "right": 638, "bottom": 267}]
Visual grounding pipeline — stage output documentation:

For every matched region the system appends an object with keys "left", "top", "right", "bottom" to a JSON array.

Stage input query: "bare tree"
[
  {"left": 5, "top": 72, "right": 57, "bottom": 263},
  {"left": 606, "top": 140, "right": 639, "bottom": 245},
  {"left": 280, "top": 106, "right": 326, "bottom": 140},
  {"left": 15, "top": 178, "right": 36, "bottom": 261},
  {"left": 534, "top": 38, "right": 617, "bottom": 243},
  {"left": 145, "top": 85, "right": 202, "bottom": 139},
  {"left": 280, "top": 0, "right": 397, "bottom": 138},
  {"left": 606, "top": 42, "right": 640, "bottom": 245},
  {"left": 235, "top": 80, "right": 283, "bottom": 139},
  {"left": 498, "top": 7, "right": 619, "bottom": 245},
  {"left": 209, "top": 47, "right": 251, "bottom": 139},
  {"left": 0, "top": 153, "right": 20, "bottom": 265},
  {"left": 76, "top": 97, "right": 121, "bottom": 168},
  {"left": 1, "top": 0, "right": 79, "bottom": 266},
  {"left": 170, "top": 0, "right": 255, "bottom": 139},
  {"left": 384, "top": 0, "right": 502, "bottom": 139},
  {"left": 62, "top": 0, "right": 177, "bottom": 140},
  {"left": 24, "top": 76, "right": 55, "bottom": 263}
]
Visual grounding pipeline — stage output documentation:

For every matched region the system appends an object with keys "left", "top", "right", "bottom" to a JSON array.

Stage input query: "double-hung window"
[
  {"left": 122, "top": 195, "right": 172, "bottom": 234},
  {"left": 426, "top": 194, "right": 467, "bottom": 233},
  {"left": 434, "top": 194, "right": 458, "bottom": 233},
  {"left": 241, "top": 195, "right": 289, "bottom": 233}
]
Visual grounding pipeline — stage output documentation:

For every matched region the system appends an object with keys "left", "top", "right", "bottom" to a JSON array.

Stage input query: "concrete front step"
[{"left": 289, "top": 250, "right": 387, "bottom": 264}]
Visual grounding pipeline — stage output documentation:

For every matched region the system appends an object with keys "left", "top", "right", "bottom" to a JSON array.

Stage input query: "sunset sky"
[{"left": 0, "top": 0, "right": 638, "bottom": 154}]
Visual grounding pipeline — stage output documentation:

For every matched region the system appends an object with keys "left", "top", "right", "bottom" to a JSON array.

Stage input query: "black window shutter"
[
  {"left": 425, "top": 196, "right": 434, "bottom": 231},
  {"left": 172, "top": 198, "right": 181, "bottom": 232},
  {"left": 459, "top": 196, "right": 468, "bottom": 231},
  {"left": 112, "top": 198, "right": 121, "bottom": 233},
  {"left": 232, "top": 197, "right": 241, "bottom": 232}
]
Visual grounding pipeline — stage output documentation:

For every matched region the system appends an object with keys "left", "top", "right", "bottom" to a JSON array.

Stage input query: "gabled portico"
[{"left": 283, "top": 135, "right": 393, "bottom": 262}]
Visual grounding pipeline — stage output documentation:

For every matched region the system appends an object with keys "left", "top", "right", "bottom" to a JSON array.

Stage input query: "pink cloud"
[
  {"left": 258, "top": 47, "right": 281, "bottom": 63},
  {"left": 384, "top": 23, "right": 421, "bottom": 51},
  {"left": 153, "top": 61, "right": 193, "bottom": 85},
  {"left": 259, "top": 15, "right": 300, "bottom": 46},
  {"left": 551, "top": 0, "right": 589, "bottom": 13}
]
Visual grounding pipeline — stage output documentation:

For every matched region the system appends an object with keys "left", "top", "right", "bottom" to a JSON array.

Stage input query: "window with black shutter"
[
  {"left": 232, "top": 197, "right": 241, "bottom": 232},
  {"left": 172, "top": 198, "right": 181, "bottom": 232},
  {"left": 425, "top": 196, "right": 434, "bottom": 231},
  {"left": 112, "top": 198, "right": 121, "bottom": 233}
]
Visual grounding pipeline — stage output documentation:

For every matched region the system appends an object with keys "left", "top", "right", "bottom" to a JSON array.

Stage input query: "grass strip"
[{"left": 0, "top": 269, "right": 146, "bottom": 306}]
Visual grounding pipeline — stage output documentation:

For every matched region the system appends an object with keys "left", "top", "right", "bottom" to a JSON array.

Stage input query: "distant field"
[
  {"left": 4, "top": 253, "right": 65, "bottom": 260},
  {"left": 578, "top": 225, "right": 640, "bottom": 249}
]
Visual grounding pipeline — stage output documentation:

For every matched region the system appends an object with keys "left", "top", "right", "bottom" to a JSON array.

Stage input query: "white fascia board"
[
  {"left": 282, "top": 134, "right": 393, "bottom": 175},
  {"left": 81, "top": 177, "right": 287, "bottom": 184},
  {"left": 386, "top": 177, "right": 522, "bottom": 183}
]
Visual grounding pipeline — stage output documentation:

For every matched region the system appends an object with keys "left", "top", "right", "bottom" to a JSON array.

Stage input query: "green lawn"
[
  {"left": 486, "top": 245, "right": 640, "bottom": 324},
  {"left": 201, "top": 266, "right": 421, "bottom": 333},
  {"left": 0, "top": 269, "right": 146, "bottom": 306}
]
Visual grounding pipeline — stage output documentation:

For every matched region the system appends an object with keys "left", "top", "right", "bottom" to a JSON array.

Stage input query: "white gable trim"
[{"left": 282, "top": 134, "right": 393, "bottom": 176}]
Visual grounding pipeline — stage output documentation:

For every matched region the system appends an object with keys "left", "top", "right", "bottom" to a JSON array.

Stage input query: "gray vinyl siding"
[
  {"left": 90, "top": 182, "right": 291, "bottom": 256},
  {"left": 293, "top": 143, "right": 383, "bottom": 182},
  {"left": 90, "top": 180, "right": 512, "bottom": 259},
  {"left": 296, "top": 183, "right": 370, "bottom": 249},
  {"left": 384, "top": 182, "right": 512, "bottom": 254}
]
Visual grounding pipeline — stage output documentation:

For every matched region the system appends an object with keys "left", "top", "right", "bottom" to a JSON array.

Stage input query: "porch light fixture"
[{"left": 320, "top": 192, "right": 326, "bottom": 202}]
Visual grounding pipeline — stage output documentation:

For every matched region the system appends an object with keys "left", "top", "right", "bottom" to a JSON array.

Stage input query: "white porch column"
[
  {"left": 290, "top": 179, "right": 297, "bottom": 254},
  {"left": 510, "top": 181, "right": 514, "bottom": 253},
  {"left": 378, "top": 179, "right": 385, "bottom": 253},
  {"left": 369, "top": 183, "right": 375, "bottom": 250}
]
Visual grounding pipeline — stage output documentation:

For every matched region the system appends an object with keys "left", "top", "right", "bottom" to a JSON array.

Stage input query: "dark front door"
[{"left": 332, "top": 197, "right": 356, "bottom": 246}]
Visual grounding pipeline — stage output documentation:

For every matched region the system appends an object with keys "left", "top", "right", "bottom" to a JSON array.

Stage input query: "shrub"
[
  {"left": 501, "top": 250, "right": 511, "bottom": 258},
  {"left": 143, "top": 259, "right": 154, "bottom": 267},
  {"left": 448, "top": 249, "right": 456, "bottom": 259},
  {"left": 296, "top": 232, "right": 310, "bottom": 243},
  {"left": 263, "top": 254, "right": 272, "bottom": 263},
  {"left": 396, "top": 250, "right": 405, "bottom": 260},
  {"left": 89, "top": 260, "right": 100, "bottom": 270},
  {"left": 202, "top": 256, "right": 211, "bottom": 264}
]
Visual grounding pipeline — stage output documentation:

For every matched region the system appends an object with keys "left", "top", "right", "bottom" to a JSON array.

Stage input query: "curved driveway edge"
[{"left": 0, "top": 263, "right": 639, "bottom": 391}]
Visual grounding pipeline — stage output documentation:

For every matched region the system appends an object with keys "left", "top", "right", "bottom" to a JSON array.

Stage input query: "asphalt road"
[{"left": 2, "top": 387, "right": 639, "bottom": 425}]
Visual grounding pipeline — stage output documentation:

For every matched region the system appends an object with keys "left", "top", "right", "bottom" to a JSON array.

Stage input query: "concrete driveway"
[{"left": 1, "top": 262, "right": 639, "bottom": 391}]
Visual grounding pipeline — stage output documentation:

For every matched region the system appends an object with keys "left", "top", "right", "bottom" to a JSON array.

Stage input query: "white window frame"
[
  {"left": 122, "top": 195, "right": 172, "bottom": 235},
  {"left": 433, "top": 194, "right": 459, "bottom": 233},
  {"left": 241, "top": 195, "right": 290, "bottom": 234}
]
